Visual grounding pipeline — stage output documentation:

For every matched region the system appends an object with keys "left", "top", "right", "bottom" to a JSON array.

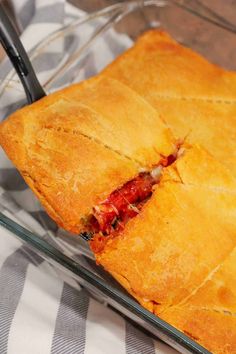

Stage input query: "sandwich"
[{"left": 0, "top": 30, "right": 236, "bottom": 353}]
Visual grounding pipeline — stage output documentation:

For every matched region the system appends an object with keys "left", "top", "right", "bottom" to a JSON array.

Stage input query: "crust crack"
[
  {"left": 164, "top": 245, "right": 236, "bottom": 314},
  {"left": 176, "top": 263, "right": 223, "bottom": 307},
  {"left": 167, "top": 305, "right": 236, "bottom": 318},
  {"left": 183, "top": 330, "right": 200, "bottom": 342},
  {"left": 163, "top": 179, "right": 236, "bottom": 194},
  {"left": 21, "top": 170, "right": 65, "bottom": 225},
  {"left": 43, "top": 125, "right": 142, "bottom": 167},
  {"left": 172, "top": 165, "right": 185, "bottom": 185},
  {"left": 152, "top": 94, "right": 236, "bottom": 105},
  {"left": 197, "top": 307, "right": 236, "bottom": 317},
  {"left": 110, "top": 270, "right": 157, "bottom": 308}
]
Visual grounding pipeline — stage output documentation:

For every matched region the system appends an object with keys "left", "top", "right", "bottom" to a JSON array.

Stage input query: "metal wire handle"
[{"left": 0, "top": 4, "right": 46, "bottom": 103}]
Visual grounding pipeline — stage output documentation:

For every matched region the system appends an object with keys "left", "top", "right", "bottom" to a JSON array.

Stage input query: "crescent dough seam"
[
  {"left": 194, "top": 307, "right": 236, "bottom": 317},
  {"left": 162, "top": 179, "right": 236, "bottom": 195},
  {"left": 21, "top": 171, "right": 65, "bottom": 226},
  {"left": 43, "top": 125, "right": 142, "bottom": 168},
  {"left": 150, "top": 94, "right": 236, "bottom": 104},
  {"left": 164, "top": 305, "right": 236, "bottom": 318}
]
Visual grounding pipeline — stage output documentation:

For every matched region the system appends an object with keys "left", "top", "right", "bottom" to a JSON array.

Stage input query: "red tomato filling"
[
  {"left": 89, "top": 172, "right": 156, "bottom": 253},
  {"left": 87, "top": 153, "right": 178, "bottom": 253},
  {"left": 90, "top": 172, "right": 156, "bottom": 235}
]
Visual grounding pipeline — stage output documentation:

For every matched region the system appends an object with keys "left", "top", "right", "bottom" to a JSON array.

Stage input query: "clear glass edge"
[
  {"left": 0, "top": 1, "right": 231, "bottom": 352},
  {"left": 172, "top": 0, "right": 236, "bottom": 33},
  {"left": 0, "top": 212, "right": 210, "bottom": 354},
  {"left": 1, "top": 0, "right": 236, "bottom": 95}
]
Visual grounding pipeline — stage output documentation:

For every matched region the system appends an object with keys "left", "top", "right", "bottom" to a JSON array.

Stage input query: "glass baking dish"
[{"left": 1, "top": 1, "right": 236, "bottom": 353}]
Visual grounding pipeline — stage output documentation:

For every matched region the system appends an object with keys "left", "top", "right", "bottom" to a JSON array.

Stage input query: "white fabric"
[{"left": 8, "top": 264, "right": 63, "bottom": 354}]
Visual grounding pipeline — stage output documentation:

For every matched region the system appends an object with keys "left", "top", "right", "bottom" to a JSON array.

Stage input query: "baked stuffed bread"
[
  {"left": 94, "top": 144, "right": 236, "bottom": 354},
  {"left": 0, "top": 30, "right": 236, "bottom": 353},
  {"left": 0, "top": 75, "right": 175, "bottom": 233},
  {"left": 102, "top": 30, "right": 236, "bottom": 177}
]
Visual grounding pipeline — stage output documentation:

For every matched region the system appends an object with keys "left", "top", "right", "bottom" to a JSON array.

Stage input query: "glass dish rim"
[
  {"left": 1, "top": 0, "right": 236, "bottom": 96},
  {"left": 0, "top": 1, "right": 234, "bottom": 353},
  {"left": 0, "top": 212, "right": 210, "bottom": 354}
]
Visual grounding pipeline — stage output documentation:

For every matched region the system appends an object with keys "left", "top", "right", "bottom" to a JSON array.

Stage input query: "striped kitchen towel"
[{"left": 0, "top": 1, "right": 179, "bottom": 353}]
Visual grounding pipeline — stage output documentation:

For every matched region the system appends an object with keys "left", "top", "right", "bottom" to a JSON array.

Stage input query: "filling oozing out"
[{"left": 80, "top": 150, "right": 181, "bottom": 253}]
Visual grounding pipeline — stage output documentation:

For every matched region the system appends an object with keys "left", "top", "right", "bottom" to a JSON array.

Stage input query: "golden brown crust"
[
  {"left": 96, "top": 146, "right": 236, "bottom": 302},
  {"left": 0, "top": 106, "right": 135, "bottom": 233},
  {"left": 102, "top": 30, "right": 236, "bottom": 100},
  {"left": 160, "top": 244, "right": 236, "bottom": 353},
  {"left": 56, "top": 76, "right": 175, "bottom": 166},
  {"left": 1, "top": 29, "right": 236, "bottom": 353},
  {"left": 185, "top": 247, "right": 236, "bottom": 313},
  {"left": 150, "top": 98, "right": 236, "bottom": 176},
  {"left": 102, "top": 30, "right": 236, "bottom": 176},
  {"left": 0, "top": 76, "right": 175, "bottom": 233},
  {"left": 160, "top": 307, "right": 236, "bottom": 354},
  {"left": 95, "top": 146, "right": 236, "bottom": 352}
]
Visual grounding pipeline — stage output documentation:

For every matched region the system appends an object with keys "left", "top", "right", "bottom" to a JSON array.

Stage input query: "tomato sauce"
[
  {"left": 88, "top": 153, "right": 178, "bottom": 253},
  {"left": 92, "top": 172, "right": 155, "bottom": 234},
  {"left": 89, "top": 172, "right": 156, "bottom": 253}
]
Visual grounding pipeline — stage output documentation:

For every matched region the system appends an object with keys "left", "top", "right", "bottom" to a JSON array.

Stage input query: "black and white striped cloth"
[{"left": 0, "top": 1, "right": 179, "bottom": 353}]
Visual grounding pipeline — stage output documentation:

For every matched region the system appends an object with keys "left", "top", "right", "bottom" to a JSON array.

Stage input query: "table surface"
[
  {"left": 69, "top": 0, "right": 236, "bottom": 70},
  {"left": 70, "top": 0, "right": 236, "bottom": 26},
  {"left": 1, "top": 0, "right": 236, "bottom": 69},
  {"left": 1, "top": 2, "right": 236, "bottom": 44}
]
